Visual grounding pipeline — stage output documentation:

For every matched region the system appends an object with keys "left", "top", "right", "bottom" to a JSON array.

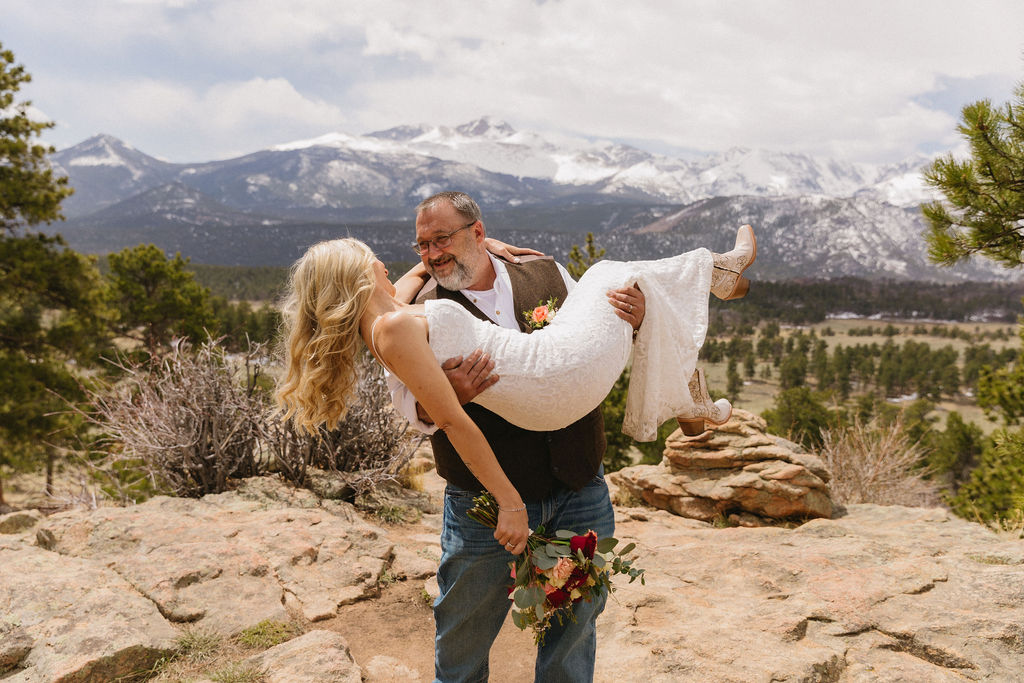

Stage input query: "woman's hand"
[
  {"left": 484, "top": 237, "right": 544, "bottom": 263},
  {"left": 495, "top": 507, "right": 530, "bottom": 555},
  {"left": 607, "top": 282, "right": 645, "bottom": 331}
]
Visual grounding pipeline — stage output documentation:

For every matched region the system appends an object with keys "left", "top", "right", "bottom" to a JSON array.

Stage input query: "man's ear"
[{"left": 472, "top": 220, "right": 486, "bottom": 243}]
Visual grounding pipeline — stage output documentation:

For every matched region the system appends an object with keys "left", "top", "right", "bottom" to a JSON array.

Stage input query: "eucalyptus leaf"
[
  {"left": 535, "top": 603, "right": 545, "bottom": 621},
  {"left": 513, "top": 588, "right": 535, "bottom": 609},
  {"left": 543, "top": 544, "right": 563, "bottom": 558},
  {"left": 555, "top": 529, "right": 575, "bottom": 539},
  {"left": 512, "top": 609, "right": 528, "bottom": 629},
  {"left": 596, "top": 537, "right": 618, "bottom": 553},
  {"left": 592, "top": 553, "right": 606, "bottom": 569},
  {"left": 620, "top": 542, "right": 636, "bottom": 555},
  {"left": 528, "top": 585, "right": 547, "bottom": 605},
  {"left": 533, "top": 554, "right": 557, "bottom": 570}
]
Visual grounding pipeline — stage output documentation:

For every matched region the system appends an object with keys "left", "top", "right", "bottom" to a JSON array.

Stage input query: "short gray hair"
[{"left": 415, "top": 191, "right": 482, "bottom": 224}]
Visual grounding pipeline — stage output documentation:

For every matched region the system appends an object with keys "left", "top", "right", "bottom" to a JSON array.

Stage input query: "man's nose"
[{"left": 425, "top": 241, "right": 447, "bottom": 256}]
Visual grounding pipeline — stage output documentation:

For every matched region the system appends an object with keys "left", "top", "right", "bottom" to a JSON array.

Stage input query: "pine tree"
[
  {"left": 0, "top": 45, "right": 73, "bottom": 231},
  {"left": 566, "top": 232, "right": 605, "bottom": 280},
  {"left": 106, "top": 244, "right": 216, "bottom": 356},
  {"left": 0, "top": 44, "right": 100, "bottom": 502},
  {"left": 922, "top": 79, "right": 1024, "bottom": 523},
  {"left": 922, "top": 82, "right": 1024, "bottom": 268}
]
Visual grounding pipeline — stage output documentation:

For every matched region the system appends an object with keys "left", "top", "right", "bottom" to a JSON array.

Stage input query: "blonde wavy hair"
[{"left": 276, "top": 238, "right": 377, "bottom": 433}]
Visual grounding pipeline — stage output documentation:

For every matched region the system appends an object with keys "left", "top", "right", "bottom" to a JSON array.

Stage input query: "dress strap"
[{"left": 369, "top": 314, "right": 392, "bottom": 373}]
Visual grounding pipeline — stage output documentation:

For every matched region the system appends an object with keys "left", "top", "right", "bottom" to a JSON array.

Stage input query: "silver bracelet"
[{"left": 499, "top": 504, "right": 526, "bottom": 513}]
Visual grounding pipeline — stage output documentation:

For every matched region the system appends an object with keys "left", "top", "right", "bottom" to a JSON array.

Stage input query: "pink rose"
[
  {"left": 548, "top": 557, "right": 575, "bottom": 588},
  {"left": 531, "top": 305, "right": 549, "bottom": 324}
]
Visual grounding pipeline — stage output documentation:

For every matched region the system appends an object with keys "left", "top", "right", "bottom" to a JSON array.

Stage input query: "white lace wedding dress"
[{"left": 424, "top": 248, "right": 713, "bottom": 441}]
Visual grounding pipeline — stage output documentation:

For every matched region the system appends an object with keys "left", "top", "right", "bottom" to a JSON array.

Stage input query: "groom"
[{"left": 388, "top": 191, "right": 645, "bottom": 682}]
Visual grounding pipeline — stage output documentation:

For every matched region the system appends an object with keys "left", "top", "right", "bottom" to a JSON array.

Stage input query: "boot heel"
[
  {"left": 728, "top": 276, "right": 750, "bottom": 300},
  {"left": 677, "top": 417, "right": 706, "bottom": 436}
]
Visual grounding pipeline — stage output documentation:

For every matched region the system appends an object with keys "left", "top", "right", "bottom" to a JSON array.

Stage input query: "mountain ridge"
[{"left": 46, "top": 119, "right": 1016, "bottom": 283}]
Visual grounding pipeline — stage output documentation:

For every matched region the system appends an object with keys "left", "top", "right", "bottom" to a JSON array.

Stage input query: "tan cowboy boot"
[
  {"left": 710, "top": 224, "right": 757, "bottom": 300},
  {"left": 676, "top": 368, "right": 733, "bottom": 437}
]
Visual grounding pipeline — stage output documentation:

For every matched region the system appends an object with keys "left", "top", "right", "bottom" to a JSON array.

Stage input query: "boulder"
[
  {"left": 34, "top": 476, "right": 394, "bottom": 631},
  {"left": 0, "top": 545, "right": 177, "bottom": 682},
  {"left": 595, "top": 503, "right": 1024, "bottom": 682},
  {"left": 611, "top": 409, "right": 834, "bottom": 524},
  {"left": 245, "top": 630, "right": 362, "bottom": 683}
]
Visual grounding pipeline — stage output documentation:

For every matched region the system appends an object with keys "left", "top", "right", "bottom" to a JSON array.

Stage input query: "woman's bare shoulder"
[{"left": 374, "top": 309, "right": 428, "bottom": 343}]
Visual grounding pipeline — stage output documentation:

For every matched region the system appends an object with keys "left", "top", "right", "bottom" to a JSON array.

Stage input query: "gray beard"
[{"left": 431, "top": 258, "right": 476, "bottom": 291}]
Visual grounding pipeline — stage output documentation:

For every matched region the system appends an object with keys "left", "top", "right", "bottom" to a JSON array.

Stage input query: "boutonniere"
[{"left": 523, "top": 297, "right": 559, "bottom": 329}]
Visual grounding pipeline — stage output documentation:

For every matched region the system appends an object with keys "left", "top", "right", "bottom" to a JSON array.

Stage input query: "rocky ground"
[{"left": 2, "top": 441, "right": 1024, "bottom": 681}]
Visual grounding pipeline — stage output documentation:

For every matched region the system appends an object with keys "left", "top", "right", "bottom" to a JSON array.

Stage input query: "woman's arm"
[
  {"left": 372, "top": 312, "right": 530, "bottom": 551},
  {"left": 394, "top": 262, "right": 430, "bottom": 304},
  {"left": 393, "top": 239, "right": 545, "bottom": 304}
]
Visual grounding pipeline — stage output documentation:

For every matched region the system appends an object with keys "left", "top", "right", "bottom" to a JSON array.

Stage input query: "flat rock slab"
[
  {"left": 35, "top": 476, "right": 395, "bottom": 633},
  {"left": 595, "top": 504, "right": 1024, "bottom": 682},
  {"left": 0, "top": 545, "right": 177, "bottom": 682}
]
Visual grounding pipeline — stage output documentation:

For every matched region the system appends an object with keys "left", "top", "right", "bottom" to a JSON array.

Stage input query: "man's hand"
[
  {"left": 443, "top": 350, "right": 499, "bottom": 403},
  {"left": 607, "top": 283, "right": 645, "bottom": 331},
  {"left": 414, "top": 351, "right": 498, "bottom": 424}
]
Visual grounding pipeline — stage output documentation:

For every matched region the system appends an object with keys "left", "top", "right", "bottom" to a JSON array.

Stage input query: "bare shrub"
[
  {"left": 821, "top": 415, "right": 942, "bottom": 508},
  {"left": 87, "top": 339, "right": 269, "bottom": 498},
  {"left": 268, "top": 350, "right": 426, "bottom": 499},
  {"left": 86, "top": 342, "right": 423, "bottom": 502}
]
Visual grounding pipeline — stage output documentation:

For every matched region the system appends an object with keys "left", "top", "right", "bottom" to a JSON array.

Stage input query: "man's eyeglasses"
[{"left": 411, "top": 221, "right": 476, "bottom": 255}]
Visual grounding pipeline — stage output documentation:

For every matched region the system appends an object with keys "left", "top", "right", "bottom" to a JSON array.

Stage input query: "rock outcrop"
[
  {"left": 598, "top": 503, "right": 1024, "bottom": 682},
  {"left": 3, "top": 473, "right": 1023, "bottom": 681},
  {"left": 611, "top": 409, "right": 834, "bottom": 525}
]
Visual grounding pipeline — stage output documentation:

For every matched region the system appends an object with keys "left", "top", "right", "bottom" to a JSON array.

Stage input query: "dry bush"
[
  {"left": 87, "top": 342, "right": 423, "bottom": 501},
  {"left": 87, "top": 339, "right": 269, "bottom": 498},
  {"left": 267, "top": 350, "right": 426, "bottom": 499},
  {"left": 821, "top": 415, "right": 942, "bottom": 508}
]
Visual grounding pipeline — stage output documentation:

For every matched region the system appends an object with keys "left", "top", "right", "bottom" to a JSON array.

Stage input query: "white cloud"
[
  {"left": 8, "top": 0, "right": 1024, "bottom": 162},
  {"left": 42, "top": 76, "right": 346, "bottom": 160}
]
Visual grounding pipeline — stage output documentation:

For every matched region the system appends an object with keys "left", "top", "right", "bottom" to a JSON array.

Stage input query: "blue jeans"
[{"left": 433, "top": 472, "right": 615, "bottom": 683}]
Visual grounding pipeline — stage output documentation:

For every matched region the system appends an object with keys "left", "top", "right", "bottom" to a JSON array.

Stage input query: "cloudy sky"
[{"left": 5, "top": 0, "right": 1024, "bottom": 164}]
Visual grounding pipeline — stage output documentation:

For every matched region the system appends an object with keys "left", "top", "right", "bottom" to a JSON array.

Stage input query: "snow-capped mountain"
[
  {"left": 53, "top": 118, "right": 936, "bottom": 221},
  {"left": 51, "top": 135, "right": 179, "bottom": 216},
  {"left": 47, "top": 117, "right": 997, "bottom": 281},
  {"left": 282, "top": 117, "right": 935, "bottom": 206}
]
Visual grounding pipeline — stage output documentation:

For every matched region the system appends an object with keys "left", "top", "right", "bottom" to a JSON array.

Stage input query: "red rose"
[
  {"left": 570, "top": 530, "right": 598, "bottom": 559},
  {"left": 547, "top": 588, "right": 570, "bottom": 607},
  {"left": 564, "top": 566, "right": 588, "bottom": 591}
]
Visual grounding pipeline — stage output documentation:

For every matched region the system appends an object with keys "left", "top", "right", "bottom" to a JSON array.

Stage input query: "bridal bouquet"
[{"left": 467, "top": 492, "right": 646, "bottom": 644}]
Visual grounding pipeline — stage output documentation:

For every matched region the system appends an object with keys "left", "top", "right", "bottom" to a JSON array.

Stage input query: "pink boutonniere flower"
[{"left": 523, "top": 297, "right": 559, "bottom": 329}]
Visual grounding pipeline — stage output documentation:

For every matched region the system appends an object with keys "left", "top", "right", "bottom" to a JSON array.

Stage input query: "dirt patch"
[
  {"left": 324, "top": 470, "right": 538, "bottom": 681},
  {"left": 324, "top": 575, "right": 537, "bottom": 682}
]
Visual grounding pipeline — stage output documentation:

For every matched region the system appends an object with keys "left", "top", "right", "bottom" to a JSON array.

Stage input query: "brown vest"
[{"left": 416, "top": 256, "right": 606, "bottom": 501}]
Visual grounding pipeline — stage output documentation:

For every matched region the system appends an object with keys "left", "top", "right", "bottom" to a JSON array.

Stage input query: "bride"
[{"left": 276, "top": 225, "right": 755, "bottom": 552}]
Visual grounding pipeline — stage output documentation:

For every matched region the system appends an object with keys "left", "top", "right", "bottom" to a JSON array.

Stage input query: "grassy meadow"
[{"left": 703, "top": 318, "right": 1018, "bottom": 436}]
